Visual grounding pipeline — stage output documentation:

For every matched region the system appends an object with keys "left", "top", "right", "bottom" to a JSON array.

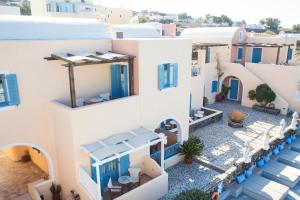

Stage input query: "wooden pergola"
[
  {"left": 233, "top": 43, "right": 295, "bottom": 65},
  {"left": 45, "top": 52, "right": 135, "bottom": 108},
  {"left": 193, "top": 43, "right": 229, "bottom": 51}
]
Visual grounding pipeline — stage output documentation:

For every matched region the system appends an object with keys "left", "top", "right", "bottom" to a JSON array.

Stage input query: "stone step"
[
  {"left": 278, "top": 149, "right": 300, "bottom": 169},
  {"left": 243, "top": 174, "right": 289, "bottom": 200},
  {"left": 262, "top": 160, "right": 300, "bottom": 188}
]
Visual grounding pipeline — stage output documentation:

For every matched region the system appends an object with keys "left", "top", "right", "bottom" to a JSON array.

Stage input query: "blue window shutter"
[
  {"left": 158, "top": 64, "right": 165, "bottom": 90},
  {"left": 123, "top": 65, "right": 129, "bottom": 97},
  {"left": 5, "top": 74, "right": 20, "bottom": 106},
  {"left": 237, "top": 48, "right": 243, "bottom": 60},
  {"left": 205, "top": 48, "right": 211, "bottom": 63},
  {"left": 288, "top": 49, "right": 293, "bottom": 60},
  {"left": 173, "top": 63, "right": 178, "bottom": 87},
  {"left": 111, "top": 64, "right": 121, "bottom": 99},
  {"left": 189, "top": 93, "right": 192, "bottom": 115},
  {"left": 212, "top": 80, "right": 218, "bottom": 93}
]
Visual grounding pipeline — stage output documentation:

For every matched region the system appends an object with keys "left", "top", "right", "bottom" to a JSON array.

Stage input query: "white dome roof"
[
  {"left": 0, "top": 15, "right": 112, "bottom": 40},
  {"left": 112, "top": 24, "right": 161, "bottom": 38},
  {"left": 181, "top": 27, "right": 241, "bottom": 39}
]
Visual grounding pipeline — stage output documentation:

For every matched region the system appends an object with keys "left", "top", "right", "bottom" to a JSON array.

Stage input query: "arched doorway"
[
  {"left": 0, "top": 144, "right": 52, "bottom": 200},
  {"left": 150, "top": 118, "right": 182, "bottom": 164},
  {"left": 221, "top": 76, "right": 243, "bottom": 102}
]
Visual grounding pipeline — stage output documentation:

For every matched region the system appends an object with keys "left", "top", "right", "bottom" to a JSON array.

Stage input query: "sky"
[{"left": 100, "top": 0, "right": 299, "bottom": 28}]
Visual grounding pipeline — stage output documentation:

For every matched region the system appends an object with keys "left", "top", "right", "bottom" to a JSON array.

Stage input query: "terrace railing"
[{"left": 150, "top": 142, "right": 180, "bottom": 163}]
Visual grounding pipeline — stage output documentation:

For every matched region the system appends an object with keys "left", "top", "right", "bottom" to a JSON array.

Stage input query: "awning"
[
  {"left": 81, "top": 127, "right": 163, "bottom": 165},
  {"left": 193, "top": 43, "right": 228, "bottom": 50},
  {"left": 233, "top": 43, "right": 294, "bottom": 48},
  {"left": 45, "top": 51, "right": 135, "bottom": 67}
]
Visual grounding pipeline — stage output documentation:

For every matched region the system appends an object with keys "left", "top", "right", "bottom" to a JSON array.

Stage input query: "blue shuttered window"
[
  {"left": 212, "top": 80, "right": 218, "bottom": 93},
  {"left": 237, "top": 48, "right": 243, "bottom": 60},
  {"left": 288, "top": 49, "right": 293, "bottom": 60},
  {"left": 0, "top": 74, "right": 20, "bottom": 107},
  {"left": 158, "top": 63, "right": 178, "bottom": 90},
  {"left": 111, "top": 64, "right": 129, "bottom": 99}
]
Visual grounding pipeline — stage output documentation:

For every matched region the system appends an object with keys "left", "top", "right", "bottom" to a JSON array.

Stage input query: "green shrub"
[
  {"left": 248, "top": 84, "right": 276, "bottom": 106},
  {"left": 248, "top": 90, "right": 256, "bottom": 100},
  {"left": 175, "top": 189, "right": 210, "bottom": 200},
  {"left": 179, "top": 138, "right": 203, "bottom": 159},
  {"left": 220, "top": 84, "right": 230, "bottom": 97}
]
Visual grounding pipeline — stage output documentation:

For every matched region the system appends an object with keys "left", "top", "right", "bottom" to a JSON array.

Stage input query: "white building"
[{"left": 0, "top": 2, "right": 20, "bottom": 15}]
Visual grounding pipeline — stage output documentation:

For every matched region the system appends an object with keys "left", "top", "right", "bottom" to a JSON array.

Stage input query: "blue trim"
[
  {"left": 212, "top": 80, "right": 218, "bottom": 93},
  {"left": 158, "top": 63, "right": 179, "bottom": 90},
  {"left": 288, "top": 49, "right": 293, "bottom": 60},
  {"left": 237, "top": 48, "right": 243, "bottom": 60},
  {"left": 150, "top": 142, "right": 180, "bottom": 162},
  {"left": 120, "top": 154, "right": 130, "bottom": 176},
  {"left": 256, "top": 159, "right": 265, "bottom": 168},
  {"left": 229, "top": 79, "right": 239, "bottom": 100},
  {"left": 252, "top": 48, "right": 262, "bottom": 63}
]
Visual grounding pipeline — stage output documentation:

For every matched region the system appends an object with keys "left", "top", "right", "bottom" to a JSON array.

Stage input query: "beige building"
[
  {"left": 31, "top": 0, "right": 132, "bottom": 24},
  {"left": 0, "top": 16, "right": 191, "bottom": 200},
  {"left": 182, "top": 27, "right": 300, "bottom": 114},
  {"left": 0, "top": 2, "right": 20, "bottom": 15}
]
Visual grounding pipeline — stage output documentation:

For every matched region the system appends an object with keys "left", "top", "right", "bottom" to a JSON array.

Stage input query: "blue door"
[
  {"left": 111, "top": 64, "right": 129, "bottom": 99},
  {"left": 252, "top": 48, "right": 262, "bottom": 63},
  {"left": 120, "top": 155, "right": 130, "bottom": 176},
  {"left": 229, "top": 79, "right": 239, "bottom": 100}
]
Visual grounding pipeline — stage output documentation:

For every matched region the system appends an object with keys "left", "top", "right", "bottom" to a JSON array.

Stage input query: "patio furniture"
[
  {"left": 118, "top": 176, "right": 133, "bottom": 193},
  {"left": 108, "top": 178, "right": 122, "bottom": 199},
  {"left": 99, "top": 92, "right": 110, "bottom": 101},
  {"left": 84, "top": 97, "right": 104, "bottom": 105},
  {"left": 128, "top": 167, "right": 141, "bottom": 187},
  {"left": 76, "top": 97, "right": 84, "bottom": 107}
]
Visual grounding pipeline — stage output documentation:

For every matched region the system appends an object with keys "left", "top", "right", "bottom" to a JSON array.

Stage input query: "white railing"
[{"left": 79, "top": 166, "right": 99, "bottom": 200}]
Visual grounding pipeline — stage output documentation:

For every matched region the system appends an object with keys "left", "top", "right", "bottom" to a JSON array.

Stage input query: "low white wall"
[{"left": 115, "top": 172, "right": 168, "bottom": 200}]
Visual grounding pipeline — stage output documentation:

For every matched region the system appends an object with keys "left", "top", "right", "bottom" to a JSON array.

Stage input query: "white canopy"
[{"left": 81, "top": 127, "right": 162, "bottom": 165}]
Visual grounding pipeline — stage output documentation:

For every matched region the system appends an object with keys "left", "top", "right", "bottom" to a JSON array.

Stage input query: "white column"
[
  {"left": 262, "top": 128, "right": 271, "bottom": 150},
  {"left": 278, "top": 119, "right": 286, "bottom": 139},
  {"left": 291, "top": 112, "right": 299, "bottom": 130},
  {"left": 96, "top": 164, "right": 102, "bottom": 200},
  {"left": 158, "top": 133, "right": 167, "bottom": 173}
]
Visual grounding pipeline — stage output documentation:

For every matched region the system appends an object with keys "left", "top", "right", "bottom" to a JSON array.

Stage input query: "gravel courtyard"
[
  {"left": 191, "top": 101, "right": 292, "bottom": 171},
  {"left": 160, "top": 161, "right": 220, "bottom": 200}
]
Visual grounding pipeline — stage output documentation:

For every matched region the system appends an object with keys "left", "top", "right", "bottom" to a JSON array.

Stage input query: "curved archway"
[
  {"left": 0, "top": 143, "right": 54, "bottom": 179},
  {"left": 0, "top": 143, "right": 54, "bottom": 199},
  {"left": 220, "top": 75, "right": 244, "bottom": 102},
  {"left": 150, "top": 117, "right": 182, "bottom": 164}
]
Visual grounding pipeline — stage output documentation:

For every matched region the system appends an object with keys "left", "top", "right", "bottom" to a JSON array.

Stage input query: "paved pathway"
[
  {"left": 191, "top": 101, "right": 291, "bottom": 170},
  {"left": 0, "top": 151, "right": 47, "bottom": 200},
  {"left": 160, "top": 161, "right": 220, "bottom": 200}
]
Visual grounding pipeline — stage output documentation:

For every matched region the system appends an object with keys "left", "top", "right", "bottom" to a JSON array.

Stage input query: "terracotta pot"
[
  {"left": 52, "top": 194, "right": 61, "bottom": 200},
  {"left": 184, "top": 157, "right": 193, "bottom": 164}
]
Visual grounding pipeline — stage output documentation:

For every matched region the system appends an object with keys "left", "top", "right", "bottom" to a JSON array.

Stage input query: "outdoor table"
[{"left": 118, "top": 176, "right": 133, "bottom": 193}]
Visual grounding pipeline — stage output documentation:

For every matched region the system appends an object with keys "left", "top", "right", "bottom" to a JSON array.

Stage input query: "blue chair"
[
  {"left": 286, "top": 137, "right": 292, "bottom": 145},
  {"left": 244, "top": 166, "right": 253, "bottom": 178},
  {"left": 256, "top": 159, "right": 265, "bottom": 168},
  {"left": 264, "top": 154, "right": 271, "bottom": 163},
  {"left": 291, "top": 134, "right": 297, "bottom": 141},
  {"left": 279, "top": 143, "right": 285, "bottom": 152},
  {"left": 236, "top": 173, "right": 246, "bottom": 184},
  {"left": 272, "top": 147, "right": 279, "bottom": 155}
]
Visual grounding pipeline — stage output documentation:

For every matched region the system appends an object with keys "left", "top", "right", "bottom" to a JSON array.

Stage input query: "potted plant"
[
  {"left": 220, "top": 84, "right": 230, "bottom": 100},
  {"left": 50, "top": 183, "right": 62, "bottom": 200},
  {"left": 228, "top": 110, "right": 245, "bottom": 128},
  {"left": 179, "top": 138, "right": 203, "bottom": 164},
  {"left": 203, "top": 97, "right": 208, "bottom": 106},
  {"left": 215, "top": 93, "right": 223, "bottom": 102}
]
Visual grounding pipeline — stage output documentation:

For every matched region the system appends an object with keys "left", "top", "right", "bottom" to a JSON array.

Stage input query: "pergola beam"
[
  {"left": 68, "top": 64, "right": 76, "bottom": 108},
  {"left": 233, "top": 43, "right": 295, "bottom": 48},
  {"left": 193, "top": 43, "right": 228, "bottom": 50}
]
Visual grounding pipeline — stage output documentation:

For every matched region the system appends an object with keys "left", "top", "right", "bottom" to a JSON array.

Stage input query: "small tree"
[
  {"left": 138, "top": 16, "right": 149, "bottom": 23},
  {"left": 248, "top": 84, "right": 276, "bottom": 107}
]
